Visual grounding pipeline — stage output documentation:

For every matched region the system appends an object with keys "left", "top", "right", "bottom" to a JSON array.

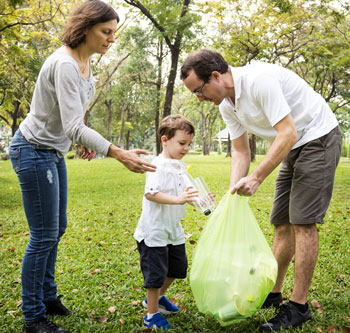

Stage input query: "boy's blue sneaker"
[
  {"left": 144, "top": 313, "right": 171, "bottom": 330},
  {"left": 142, "top": 296, "right": 179, "bottom": 314}
]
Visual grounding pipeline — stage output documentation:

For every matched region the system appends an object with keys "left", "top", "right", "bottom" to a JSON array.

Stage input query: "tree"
[
  {"left": 208, "top": 0, "right": 350, "bottom": 110},
  {"left": 173, "top": 89, "right": 220, "bottom": 155},
  {"left": 123, "top": 0, "right": 199, "bottom": 120},
  {"left": 204, "top": 0, "right": 349, "bottom": 160},
  {"left": 0, "top": 0, "right": 68, "bottom": 134}
]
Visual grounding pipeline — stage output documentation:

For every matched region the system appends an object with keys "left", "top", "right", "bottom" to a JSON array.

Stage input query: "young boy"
[{"left": 134, "top": 114, "right": 198, "bottom": 330}]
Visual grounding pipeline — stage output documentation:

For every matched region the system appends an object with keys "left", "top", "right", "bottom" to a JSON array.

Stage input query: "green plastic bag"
[{"left": 190, "top": 192, "right": 277, "bottom": 326}]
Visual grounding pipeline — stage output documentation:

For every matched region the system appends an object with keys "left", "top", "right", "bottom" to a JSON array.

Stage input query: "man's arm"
[
  {"left": 231, "top": 114, "right": 298, "bottom": 196},
  {"left": 229, "top": 131, "right": 251, "bottom": 189}
]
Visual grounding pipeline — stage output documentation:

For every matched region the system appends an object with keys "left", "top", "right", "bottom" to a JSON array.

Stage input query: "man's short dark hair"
[{"left": 180, "top": 49, "right": 229, "bottom": 81}]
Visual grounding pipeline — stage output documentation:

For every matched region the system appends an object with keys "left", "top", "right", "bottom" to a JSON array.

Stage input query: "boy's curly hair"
[{"left": 158, "top": 114, "right": 195, "bottom": 140}]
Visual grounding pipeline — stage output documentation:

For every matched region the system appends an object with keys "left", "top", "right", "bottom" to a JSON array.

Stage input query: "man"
[{"left": 180, "top": 49, "right": 342, "bottom": 331}]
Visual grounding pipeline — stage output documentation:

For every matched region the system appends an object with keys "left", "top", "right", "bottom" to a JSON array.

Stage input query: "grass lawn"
[{"left": 0, "top": 155, "right": 349, "bottom": 332}]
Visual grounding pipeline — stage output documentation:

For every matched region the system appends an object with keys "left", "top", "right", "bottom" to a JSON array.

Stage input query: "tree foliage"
[
  {"left": 0, "top": 0, "right": 68, "bottom": 134},
  {"left": 0, "top": 0, "right": 348, "bottom": 156},
  {"left": 206, "top": 0, "right": 350, "bottom": 113},
  {"left": 123, "top": 0, "right": 200, "bottom": 120}
]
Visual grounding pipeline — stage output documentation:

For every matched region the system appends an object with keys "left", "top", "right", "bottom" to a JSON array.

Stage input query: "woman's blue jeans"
[{"left": 9, "top": 129, "right": 67, "bottom": 323}]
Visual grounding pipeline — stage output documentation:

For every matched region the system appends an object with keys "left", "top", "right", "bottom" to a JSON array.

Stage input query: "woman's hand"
[
  {"left": 108, "top": 145, "right": 156, "bottom": 173},
  {"left": 81, "top": 147, "right": 96, "bottom": 161}
]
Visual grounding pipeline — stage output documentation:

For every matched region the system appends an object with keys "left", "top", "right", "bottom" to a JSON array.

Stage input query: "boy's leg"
[
  {"left": 147, "top": 288, "right": 161, "bottom": 314},
  {"left": 136, "top": 242, "right": 171, "bottom": 330},
  {"left": 160, "top": 277, "right": 175, "bottom": 296},
  {"left": 137, "top": 240, "right": 168, "bottom": 311}
]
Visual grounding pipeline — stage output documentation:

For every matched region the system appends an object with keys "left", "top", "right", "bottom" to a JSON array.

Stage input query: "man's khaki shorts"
[{"left": 270, "top": 126, "right": 342, "bottom": 225}]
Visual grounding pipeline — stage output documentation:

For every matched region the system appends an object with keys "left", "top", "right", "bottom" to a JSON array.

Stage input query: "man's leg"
[
  {"left": 260, "top": 224, "right": 315, "bottom": 331},
  {"left": 271, "top": 224, "right": 295, "bottom": 293},
  {"left": 261, "top": 224, "right": 294, "bottom": 308},
  {"left": 291, "top": 224, "right": 318, "bottom": 304}
]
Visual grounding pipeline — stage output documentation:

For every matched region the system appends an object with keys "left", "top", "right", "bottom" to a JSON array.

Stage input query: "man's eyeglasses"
[{"left": 193, "top": 80, "right": 208, "bottom": 97}]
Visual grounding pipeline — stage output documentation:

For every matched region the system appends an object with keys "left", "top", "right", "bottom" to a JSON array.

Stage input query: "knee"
[
  {"left": 293, "top": 223, "right": 318, "bottom": 236},
  {"left": 58, "top": 216, "right": 67, "bottom": 238},
  {"left": 27, "top": 236, "right": 58, "bottom": 253},
  {"left": 275, "top": 224, "right": 293, "bottom": 236},
  {"left": 58, "top": 226, "right": 67, "bottom": 239}
]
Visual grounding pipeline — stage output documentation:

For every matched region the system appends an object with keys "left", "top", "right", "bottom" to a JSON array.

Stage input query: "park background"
[{"left": 0, "top": 0, "right": 349, "bottom": 332}]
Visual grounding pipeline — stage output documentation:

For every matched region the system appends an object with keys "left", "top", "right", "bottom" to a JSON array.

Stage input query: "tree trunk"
[
  {"left": 11, "top": 101, "right": 21, "bottom": 136},
  {"left": 200, "top": 110, "right": 209, "bottom": 155},
  {"left": 123, "top": 0, "right": 191, "bottom": 121},
  {"left": 118, "top": 104, "right": 127, "bottom": 147},
  {"left": 163, "top": 50, "right": 179, "bottom": 118},
  {"left": 155, "top": 38, "right": 163, "bottom": 155},
  {"left": 249, "top": 133, "right": 256, "bottom": 162},
  {"left": 226, "top": 133, "right": 232, "bottom": 157},
  {"left": 202, "top": 127, "right": 209, "bottom": 155},
  {"left": 207, "top": 108, "right": 218, "bottom": 154},
  {"left": 84, "top": 54, "right": 129, "bottom": 125},
  {"left": 199, "top": 105, "right": 215, "bottom": 155},
  {"left": 104, "top": 98, "right": 113, "bottom": 141},
  {"left": 8, "top": 100, "right": 25, "bottom": 136},
  {"left": 125, "top": 108, "right": 131, "bottom": 150}
]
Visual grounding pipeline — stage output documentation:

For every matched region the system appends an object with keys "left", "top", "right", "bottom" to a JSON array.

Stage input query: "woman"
[{"left": 9, "top": 1, "right": 155, "bottom": 332}]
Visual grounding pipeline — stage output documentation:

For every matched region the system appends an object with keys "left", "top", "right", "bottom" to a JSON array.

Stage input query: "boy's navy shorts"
[{"left": 137, "top": 240, "right": 188, "bottom": 289}]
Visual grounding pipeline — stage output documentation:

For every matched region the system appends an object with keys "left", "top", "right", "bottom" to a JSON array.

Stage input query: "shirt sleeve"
[
  {"left": 144, "top": 168, "right": 166, "bottom": 195},
  {"left": 54, "top": 61, "right": 111, "bottom": 155},
  {"left": 219, "top": 103, "right": 246, "bottom": 140},
  {"left": 251, "top": 74, "right": 291, "bottom": 127}
]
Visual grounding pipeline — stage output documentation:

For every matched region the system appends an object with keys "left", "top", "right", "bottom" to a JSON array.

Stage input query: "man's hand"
[{"left": 230, "top": 174, "right": 261, "bottom": 196}]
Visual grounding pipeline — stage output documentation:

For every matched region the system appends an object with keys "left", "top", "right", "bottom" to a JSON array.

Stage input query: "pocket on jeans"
[{"left": 9, "top": 147, "right": 20, "bottom": 173}]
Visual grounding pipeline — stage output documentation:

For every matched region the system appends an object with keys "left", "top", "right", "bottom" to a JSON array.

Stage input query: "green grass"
[{"left": 0, "top": 155, "right": 349, "bottom": 332}]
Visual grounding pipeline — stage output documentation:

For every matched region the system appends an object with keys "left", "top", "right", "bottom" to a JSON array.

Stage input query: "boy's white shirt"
[{"left": 133, "top": 154, "right": 188, "bottom": 247}]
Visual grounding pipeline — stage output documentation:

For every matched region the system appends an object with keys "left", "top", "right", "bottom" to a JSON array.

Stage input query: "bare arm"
[
  {"left": 229, "top": 131, "right": 251, "bottom": 188},
  {"left": 107, "top": 144, "right": 156, "bottom": 174},
  {"left": 251, "top": 114, "right": 297, "bottom": 183},
  {"left": 231, "top": 114, "right": 298, "bottom": 196},
  {"left": 145, "top": 187, "right": 198, "bottom": 205}
]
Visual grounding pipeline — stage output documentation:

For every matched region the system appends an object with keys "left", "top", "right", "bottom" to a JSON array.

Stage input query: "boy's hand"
[
  {"left": 207, "top": 192, "right": 216, "bottom": 203},
  {"left": 177, "top": 187, "right": 199, "bottom": 205}
]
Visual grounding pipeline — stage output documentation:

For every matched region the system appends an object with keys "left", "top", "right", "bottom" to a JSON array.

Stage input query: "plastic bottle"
[
  {"left": 214, "top": 300, "right": 245, "bottom": 322},
  {"left": 140, "top": 154, "right": 156, "bottom": 163},
  {"left": 181, "top": 173, "right": 216, "bottom": 215}
]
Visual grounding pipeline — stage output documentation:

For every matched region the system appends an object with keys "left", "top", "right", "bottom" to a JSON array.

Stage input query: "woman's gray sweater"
[{"left": 20, "top": 48, "right": 111, "bottom": 157}]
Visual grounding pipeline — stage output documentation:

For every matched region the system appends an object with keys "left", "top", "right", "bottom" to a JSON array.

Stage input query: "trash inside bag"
[{"left": 190, "top": 192, "right": 277, "bottom": 326}]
